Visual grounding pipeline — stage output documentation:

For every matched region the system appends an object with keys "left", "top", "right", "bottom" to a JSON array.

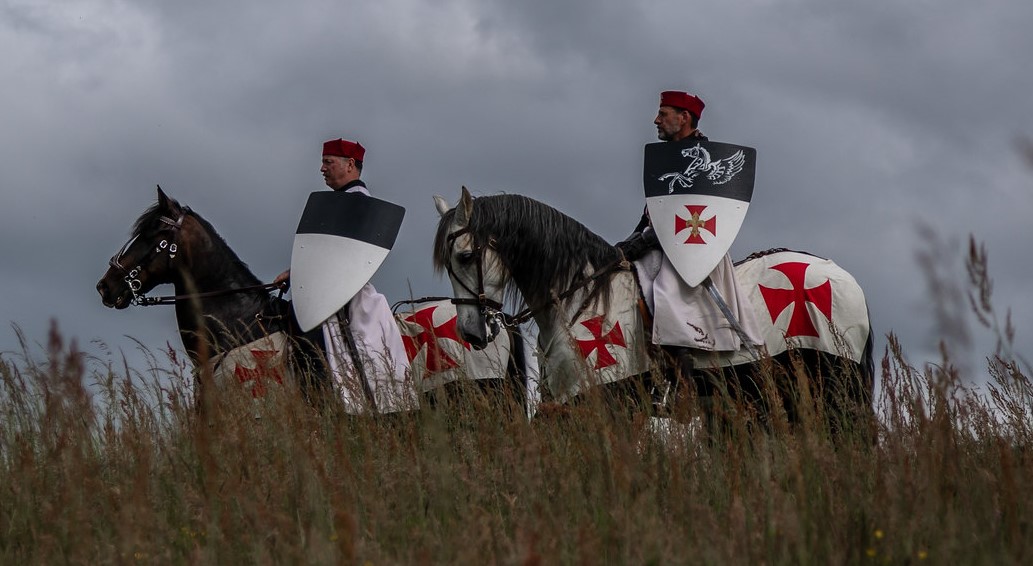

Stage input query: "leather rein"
[
  {"left": 108, "top": 209, "right": 287, "bottom": 307},
  {"left": 444, "top": 226, "right": 631, "bottom": 329},
  {"left": 133, "top": 282, "right": 288, "bottom": 307}
]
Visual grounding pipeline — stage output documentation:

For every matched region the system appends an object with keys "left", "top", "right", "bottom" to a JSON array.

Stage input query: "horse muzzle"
[
  {"left": 458, "top": 315, "right": 503, "bottom": 351},
  {"left": 459, "top": 324, "right": 488, "bottom": 350},
  {"left": 96, "top": 277, "right": 132, "bottom": 310}
]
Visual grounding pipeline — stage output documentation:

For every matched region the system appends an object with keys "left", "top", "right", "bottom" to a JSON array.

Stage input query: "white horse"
[{"left": 433, "top": 187, "right": 874, "bottom": 425}]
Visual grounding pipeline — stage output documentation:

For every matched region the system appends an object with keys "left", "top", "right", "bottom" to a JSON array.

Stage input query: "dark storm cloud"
[{"left": 1, "top": 0, "right": 1030, "bottom": 382}]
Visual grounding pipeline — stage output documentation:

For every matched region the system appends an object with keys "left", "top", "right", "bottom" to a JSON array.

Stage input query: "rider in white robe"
[
  {"left": 320, "top": 184, "right": 415, "bottom": 414},
  {"left": 633, "top": 243, "right": 761, "bottom": 352},
  {"left": 619, "top": 91, "right": 762, "bottom": 359},
  {"left": 280, "top": 138, "right": 416, "bottom": 414}
]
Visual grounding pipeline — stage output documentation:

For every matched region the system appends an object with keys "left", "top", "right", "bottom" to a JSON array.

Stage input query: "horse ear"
[
  {"left": 433, "top": 195, "right": 451, "bottom": 217},
  {"left": 156, "top": 185, "right": 182, "bottom": 215},
  {"left": 455, "top": 186, "right": 473, "bottom": 227}
]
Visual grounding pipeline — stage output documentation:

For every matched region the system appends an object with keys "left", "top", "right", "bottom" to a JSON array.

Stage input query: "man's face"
[
  {"left": 654, "top": 106, "right": 689, "bottom": 141},
  {"left": 321, "top": 155, "right": 354, "bottom": 189}
]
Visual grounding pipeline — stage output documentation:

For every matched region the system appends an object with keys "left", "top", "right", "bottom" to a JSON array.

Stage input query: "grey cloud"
[{"left": 2, "top": 0, "right": 1030, "bottom": 382}]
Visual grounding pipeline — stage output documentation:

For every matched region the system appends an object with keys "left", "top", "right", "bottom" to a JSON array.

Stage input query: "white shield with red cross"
[
  {"left": 643, "top": 140, "right": 756, "bottom": 287},
  {"left": 395, "top": 299, "right": 513, "bottom": 392},
  {"left": 291, "top": 191, "right": 404, "bottom": 332}
]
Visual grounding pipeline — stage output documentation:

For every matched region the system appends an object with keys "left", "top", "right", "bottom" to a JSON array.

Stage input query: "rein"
[
  {"left": 445, "top": 223, "right": 630, "bottom": 329},
  {"left": 108, "top": 208, "right": 288, "bottom": 310},
  {"left": 505, "top": 254, "right": 631, "bottom": 327},
  {"left": 135, "top": 282, "right": 288, "bottom": 306},
  {"left": 390, "top": 296, "right": 457, "bottom": 313}
]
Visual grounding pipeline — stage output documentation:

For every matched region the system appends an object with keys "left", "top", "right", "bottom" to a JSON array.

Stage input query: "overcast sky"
[{"left": 2, "top": 0, "right": 1030, "bottom": 385}]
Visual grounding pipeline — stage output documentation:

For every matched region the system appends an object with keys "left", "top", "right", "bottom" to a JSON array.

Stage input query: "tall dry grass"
[{"left": 2, "top": 237, "right": 1030, "bottom": 565}]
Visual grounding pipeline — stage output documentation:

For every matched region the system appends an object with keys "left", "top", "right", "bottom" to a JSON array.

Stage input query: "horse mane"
[
  {"left": 132, "top": 201, "right": 262, "bottom": 287},
  {"left": 434, "top": 194, "right": 621, "bottom": 309},
  {"left": 130, "top": 200, "right": 170, "bottom": 239}
]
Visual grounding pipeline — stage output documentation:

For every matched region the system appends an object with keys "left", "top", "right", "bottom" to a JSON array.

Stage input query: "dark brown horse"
[
  {"left": 98, "top": 187, "right": 529, "bottom": 415},
  {"left": 97, "top": 187, "right": 296, "bottom": 364}
]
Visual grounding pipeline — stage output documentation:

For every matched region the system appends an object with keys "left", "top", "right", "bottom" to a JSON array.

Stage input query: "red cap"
[
  {"left": 659, "top": 91, "right": 705, "bottom": 118},
  {"left": 322, "top": 138, "right": 366, "bottom": 161}
]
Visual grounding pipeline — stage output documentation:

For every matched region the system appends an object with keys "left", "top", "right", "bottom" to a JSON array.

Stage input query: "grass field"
[{"left": 2, "top": 239, "right": 1030, "bottom": 565}]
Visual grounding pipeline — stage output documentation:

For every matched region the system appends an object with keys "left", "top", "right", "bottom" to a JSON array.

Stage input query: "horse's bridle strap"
[
  {"left": 451, "top": 295, "right": 504, "bottom": 311},
  {"left": 445, "top": 227, "right": 504, "bottom": 312},
  {"left": 108, "top": 212, "right": 186, "bottom": 304}
]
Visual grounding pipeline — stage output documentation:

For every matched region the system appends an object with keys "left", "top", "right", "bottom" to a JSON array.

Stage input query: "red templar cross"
[
  {"left": 234, "top": 349, "right": 286, "bottom": 398},
  {"left": 674, "top": 205, "right": 716, "bottom": 244},
  {"left": 758, "top": 261, "right": 833, "bottom": 338},
  {"left": 401, "top": 305, "right": 469, "bottom": 375},
  {"left": 575, "top": 316, "right": 627, "bottom": 369}
]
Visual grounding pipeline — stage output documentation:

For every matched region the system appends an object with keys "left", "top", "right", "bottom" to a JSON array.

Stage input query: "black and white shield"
[
  {"left": 290, "top": 191, "right": 404, "bottom": 332},
  {"left": 643, "top": 140, "right": 756, "bottom": 287}
]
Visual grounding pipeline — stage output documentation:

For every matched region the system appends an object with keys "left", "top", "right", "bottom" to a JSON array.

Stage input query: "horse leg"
[
  {"left": 660, "top": 345, "right": 707, "bottom": 422},
  {"left": 289, "top": 325, "right": 334, "bottom": 410},
  {"left": 672, "top": 351, "right": 770, "bottom": 442}
]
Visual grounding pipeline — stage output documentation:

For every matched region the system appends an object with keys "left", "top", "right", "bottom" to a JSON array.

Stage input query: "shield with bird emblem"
[{"left": 643, "top": 139, "right": 756, "bottom": 286}]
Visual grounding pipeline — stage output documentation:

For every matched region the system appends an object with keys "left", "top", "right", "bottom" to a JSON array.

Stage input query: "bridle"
[
  {"left": 108, "top": 212, "right": 185, "bottom": 306},
  {"left": 444, "top": 226, "right": 509, "bottom": 337},
  {"left": 108, "top": 210, "right": 284, "bottom": 307}
]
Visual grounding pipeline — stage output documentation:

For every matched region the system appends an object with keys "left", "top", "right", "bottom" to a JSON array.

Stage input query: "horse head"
[
  {"left": 432, "top": 187, "right": 509, "bottom": 349},
  {"left": 434, "top": 187, "right": 623, "bottom": 350},
  {"left": 97, "top": 186, "right": 192, "bottom": 309},
  {"left": 97, "top": 186, "right": 288, "bottom": 365},
  {"left": 680, "top": 144, "right": 711, "bottom": 170}
]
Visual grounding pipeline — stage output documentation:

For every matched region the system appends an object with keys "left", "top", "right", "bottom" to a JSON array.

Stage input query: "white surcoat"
[
  {"left": 634, "top": 247, "right": 763, "bottom": 352},
  {"left": 319, "top": 185, "right": 416, "bottom": 414}
]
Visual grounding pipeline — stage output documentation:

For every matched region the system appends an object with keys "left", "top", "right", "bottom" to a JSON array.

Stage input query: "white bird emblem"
[{"left": 659, "top": 144, "right": 746, "bottom": 194}]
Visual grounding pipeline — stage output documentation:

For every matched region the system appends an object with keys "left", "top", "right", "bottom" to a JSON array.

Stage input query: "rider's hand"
[
  {"left": 274, "top": 269, "right": 291, "bottom": 287},
  {"left": 615, "top": 229, "right": 659, "bottom": 261}
]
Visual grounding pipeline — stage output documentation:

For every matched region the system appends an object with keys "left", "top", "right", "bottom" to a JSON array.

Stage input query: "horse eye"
[{"left": 456, "top": 251, "right": 475, "bottom": 265}]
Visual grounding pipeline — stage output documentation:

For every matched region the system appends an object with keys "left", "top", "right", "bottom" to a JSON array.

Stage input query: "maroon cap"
[
  {"left": 660, "top": 91, "right": 705, "bottom": 118},
  {"left": 322, "top": 138, "right": 365, "bottom": 161}
]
